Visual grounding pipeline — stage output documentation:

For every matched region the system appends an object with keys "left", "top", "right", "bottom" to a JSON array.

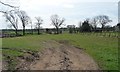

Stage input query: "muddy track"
[{"left": 28, "top": 40, "right": 100, "bottom": 70}]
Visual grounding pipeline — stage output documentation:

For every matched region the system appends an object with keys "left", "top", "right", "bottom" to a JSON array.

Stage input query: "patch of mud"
[
  {"left": 2, "top": 48, "right": 39, "bottom": 70},
  {"left": 29, "top": 40, "right": 100, "bottom": 70},
  {"left": 58, "top": 40, "right": 70, "bottom": 45}
]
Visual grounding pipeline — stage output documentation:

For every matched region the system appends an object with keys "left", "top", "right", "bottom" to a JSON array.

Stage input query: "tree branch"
[{"left": 0, "top": 1, "right": 19, "bottom": 8}]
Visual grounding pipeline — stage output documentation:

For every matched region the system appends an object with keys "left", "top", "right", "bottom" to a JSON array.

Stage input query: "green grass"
[
  {"left": 2, "top": 35, "right": 45, "bottom": 51},
  {"left": 3, "top": 49, "right": 24, "bottom": 57},
  {"left": 0, "top": 38, "right": 2, "bottom": 61},
  {"left": 2, "top": 33, "right": 118, "bottom": 70}
]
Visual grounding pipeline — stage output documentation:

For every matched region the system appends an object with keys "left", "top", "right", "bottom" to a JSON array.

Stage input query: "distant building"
[
  {"left": 67, "top": 25, "right": 76, "bottom": 33},
  {"left": 67, "top": 25, "right": 76, "bottom": 28}
]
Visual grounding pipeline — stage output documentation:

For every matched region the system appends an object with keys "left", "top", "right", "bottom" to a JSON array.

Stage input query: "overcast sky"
[{"left": 0, "top": 0, "right": 119, "bottom": 29}]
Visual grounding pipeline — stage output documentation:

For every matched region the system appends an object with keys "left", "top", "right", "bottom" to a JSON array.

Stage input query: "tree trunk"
[
  {"left": 94, "top": 26, "right": 97, "bottom": 32},
  {"left": 31, "top": 29, "right": 33, "bottom": 35},
  {"left": 22, "top": 21, "right": 25, "bottom": 35},
  {"left": 102, "top": 24, "right": 104, "bottom": 31},
  {"left": 15, "top": 29, "right": 18, "bottom": 36},
  {"left": 56, "top": 27, "right": 59, "bottom": 34},
  {"left": 31, "top": 24, "right": 33, "bottom": 35},
  {"left": 23, "top": 26, "right": 25, "bottom": 35},
  {"left": 38, "top": 25, "right": 40, "bottom": 35},
  {"left": 38, "top": 29, "right": 40, "bottom": 35}
]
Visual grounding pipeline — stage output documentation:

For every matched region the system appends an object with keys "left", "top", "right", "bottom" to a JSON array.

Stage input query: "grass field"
[{"left": 1, "top": 33, "right": 118, "bottom": 70}]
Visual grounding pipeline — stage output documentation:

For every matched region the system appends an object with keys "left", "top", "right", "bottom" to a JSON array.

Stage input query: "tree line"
[
  {"left": 79, "top": 15, "right": 112, "bottom": 32},
  {"left": 0, "top": 1, "right": 119, "bottom": 36}
]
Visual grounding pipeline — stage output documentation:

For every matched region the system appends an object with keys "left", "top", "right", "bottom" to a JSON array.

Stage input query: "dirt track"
[{"left": 29, "top": 40, "right": 100, "bottom": 70}]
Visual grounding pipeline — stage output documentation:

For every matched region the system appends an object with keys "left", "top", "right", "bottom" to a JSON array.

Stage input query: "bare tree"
[
  {"left": 51, "top": 14, "right": 65, "bottom": 34},
  {"left": 4, "top": 10, "right": 18, "bottom": 36},
  {"left": 0, "top": 1, "right": 31, "bottom": 36},
  {"left": 96, "top": 15, "right": 112, "bottom": 31},
  {"left": 0, "top": 1, "right": 20, "bottom": 36},
  {"left": 90, "top": 17, "right": 98, "bottom": 31},
  {"left": 17, "top": 10, "right": 30, "bottom": 35},
  {"left": 35, "top": 17, "right": 43, "bottom": 35}
]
